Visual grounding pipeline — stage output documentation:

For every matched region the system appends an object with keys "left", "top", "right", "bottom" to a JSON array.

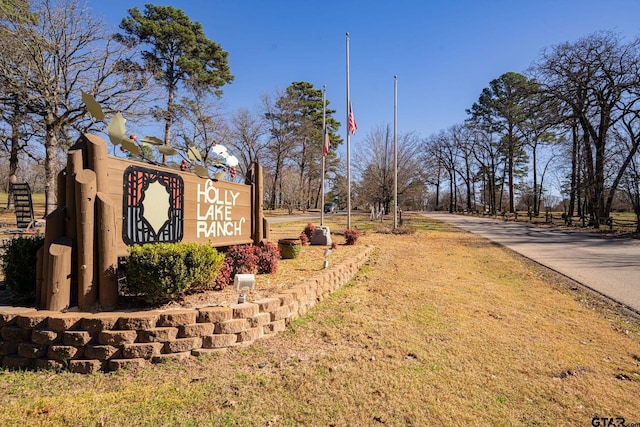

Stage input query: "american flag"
[
  {"left": 323, "top": 131, "right": 330, "bottom": 156},
  {"left": 348, "top": 101, "right": 357, "bottom": 135}
]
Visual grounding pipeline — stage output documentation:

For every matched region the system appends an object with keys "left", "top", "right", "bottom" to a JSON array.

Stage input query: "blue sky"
[{"left": 88, "top": 0, "right": 640, "bottom": 148}]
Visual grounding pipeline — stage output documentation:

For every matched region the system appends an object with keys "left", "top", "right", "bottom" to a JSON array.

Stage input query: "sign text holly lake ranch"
[{"left": 196, "top": 180, "right": 246, "bottom": 238}]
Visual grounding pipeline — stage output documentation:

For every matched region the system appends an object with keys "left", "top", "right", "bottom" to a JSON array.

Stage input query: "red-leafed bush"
[
  {"left": 299, "top": 232, "right": 309, "bottom": 245},
  {"left": 215, "top": 242, "right": 281, "bottom": 289},
  {"left": 257, "top": 240, "right": 280, "bottom": 274},
  {"left": 215, "top": 245, "right": 259, "bottom": 289},
  {"left": 215, "top": 259, "right": 234, "bottom": 290},
  {"left": 227, "top": 245, "right": 259, "bottom": 274},
  {"left": 344, "top": 229, "right": 360, "bottom": 245},
  {"left": 302, "top": 222, "right": 315, "bottom": 243}
]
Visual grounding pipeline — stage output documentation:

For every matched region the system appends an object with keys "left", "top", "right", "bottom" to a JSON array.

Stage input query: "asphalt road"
[{"left": 423, "top": 212, "right": 640, "bottom": 314}]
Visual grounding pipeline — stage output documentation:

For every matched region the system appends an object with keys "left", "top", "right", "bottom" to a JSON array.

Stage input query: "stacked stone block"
[{"left": 0, "top": 246, "right": 373, "bottom": 373}]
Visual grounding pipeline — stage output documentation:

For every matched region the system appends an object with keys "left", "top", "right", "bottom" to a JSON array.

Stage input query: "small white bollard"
[
  {"left": 234, "top": 274, "right": 255, "bottom": 303},
  {"left": 323, "top": 249, "right": 332, "bottom": 269}
]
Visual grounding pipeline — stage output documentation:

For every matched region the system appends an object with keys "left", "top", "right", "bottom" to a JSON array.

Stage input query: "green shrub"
[
  {"left": 125, "top": 242, "right": 224, "bottom": 304},
  {"left": 1, "top": 234, "right": 44, "bottom": 297},
  {"left": 278, "top": 238, "right": 301, "bottom": 259}
]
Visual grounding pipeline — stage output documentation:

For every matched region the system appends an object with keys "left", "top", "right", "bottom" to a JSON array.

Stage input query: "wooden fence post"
[{"left": 56, "top": 170, "right": 66, "bottom": 208}]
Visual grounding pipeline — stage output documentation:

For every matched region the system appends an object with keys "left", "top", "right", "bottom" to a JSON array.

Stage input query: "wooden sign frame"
[{"left": 37, "top": 134, "right": 265, "bottom": 312}]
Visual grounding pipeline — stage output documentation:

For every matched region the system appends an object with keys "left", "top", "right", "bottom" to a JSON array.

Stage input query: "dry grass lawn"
[{"left": 0, "top": 212, "right": 639, "bottom": 426}]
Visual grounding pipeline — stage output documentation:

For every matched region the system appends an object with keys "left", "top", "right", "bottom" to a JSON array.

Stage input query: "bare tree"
[
  {"left": 1, "top": 0, "right": 152, "bottom": 214},
  {"left": 261, "top": 89, "right": 298, "bottom": 209},
  {"left": 354, "top": 124, "right": 422, "bottom": 214},
  {"left": 172, "top": 93, "right": 231, "bottom": 174},
  {"left": 519, "top": 90, "right": 561, "bottom": 215},
  {"left": 278, "top": 166, "right": 303, "bottom": 214},
  {"left": 227, "top": 107, "right": 267, "bottom": 181},
  {"left": 469, "top": 126, "right": 503, "bottom": 214},
  {"left": 531, "top": 31, "right": 640, "bottom": 226},
  {"left": 0, "top": 0, "right": 40, "bottom": 207}
]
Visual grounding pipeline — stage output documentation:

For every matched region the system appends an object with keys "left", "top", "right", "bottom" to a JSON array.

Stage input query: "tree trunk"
[
  {"left": 44, "top": 121, "right": 60, "bottom": 216},
  {"left": 532, "top": 144, "right": 539, "bottom": 215},
  {"left": 508, "top": 134, "right": 515, "bottom": 213},
  {"left": 162, "top": 83, "right": 176, "bottom": 164},
  {"left": 567, "top": 123, "right": 579, "bottom": 220},
  {"left": 448, "top": 170, "right": 454, "bottom": 213}
]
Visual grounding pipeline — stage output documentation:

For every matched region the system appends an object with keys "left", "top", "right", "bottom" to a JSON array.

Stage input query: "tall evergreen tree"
[
  {"left": 116, "top": 4, "right": 234, "bottom": 160},
  {"left": 263, "top": 82, "right": 341, "bottom": 209},
  {"left": 467, "top": 72, "right": 536, "bottom": 213}
]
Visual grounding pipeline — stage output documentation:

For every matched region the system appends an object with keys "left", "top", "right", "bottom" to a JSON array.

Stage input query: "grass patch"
[{"left": 0, "top": 213, "right": 639, "bottom": 425}]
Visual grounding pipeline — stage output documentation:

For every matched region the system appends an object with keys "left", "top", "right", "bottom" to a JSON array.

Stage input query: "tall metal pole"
[
  {"left": 393, "top": 75, "right": 398, "bottom": 229},
  {"left": 346, "top": 32, "right": 352, "bottom": 230},
  {"left": 321, "top": 85, "right": 326, "bottom": 227}
]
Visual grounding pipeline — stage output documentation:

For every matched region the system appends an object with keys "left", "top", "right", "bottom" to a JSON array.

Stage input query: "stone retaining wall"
[{"left": 0, "top": 246, "right": 373, "bottom": 373}]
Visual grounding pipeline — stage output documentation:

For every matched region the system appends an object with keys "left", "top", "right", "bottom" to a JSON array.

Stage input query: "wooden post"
[
  {"left": 35, "top": 246, "right": 44, "bottom": 308},
  {"left": 96, "top": 192, "right": 118, "bottom": 310},
  {"left": 75, "top": 169, "right": 97, "bottom": 310},
  {"left": 263, "top": 217, "right": 270, "bottom": 240},
  {"left": 247, "top": 166, "right": 256, "bottom": 242},
  {"left": 66, "top": 149, "right": 83, "bottom": 240},
  {"left": 42, "top": 207, "right": 66, "bottom": 308},
  {"left": 85, "top": 133, "right": 109, "bottom": 194},
  {"left": 253, "top": 163, "right": 264, "bottom": 244},
  {"left": 47, "top": 237, "right": 73, "bottom": 312},
  {"left": 66, "top": 148, "right": 83, "bottom": 307},
  {"left": 56, "top": 169, "right": 66, "bottom": 208}
]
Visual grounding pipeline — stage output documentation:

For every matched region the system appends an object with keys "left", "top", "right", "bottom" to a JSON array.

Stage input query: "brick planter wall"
[{"left": 0, "top": 246, "right": 373, "bottom": 373}]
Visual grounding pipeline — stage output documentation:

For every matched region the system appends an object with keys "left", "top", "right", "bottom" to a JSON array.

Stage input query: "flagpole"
[
  {"left": 321, "top": 84, "right": 326, "bottom": 227},
  {"left": 346, "top": 32, "right": 352, "bottom": 230},
  {"left": 393, "top": 75, "right": 398, "bottom": 229}
]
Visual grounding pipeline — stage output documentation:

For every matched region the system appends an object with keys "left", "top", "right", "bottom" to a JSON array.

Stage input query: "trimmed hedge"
[{"left": 125, "top": 242, "right": 225, "bottom": 304}]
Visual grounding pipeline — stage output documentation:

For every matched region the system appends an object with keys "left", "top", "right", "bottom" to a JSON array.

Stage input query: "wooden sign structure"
[{"left": 37, "top": 134, "right": 266, "bottom": 312}]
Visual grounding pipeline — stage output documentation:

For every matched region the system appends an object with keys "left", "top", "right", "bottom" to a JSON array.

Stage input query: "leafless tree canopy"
[{"left": 0, "top": 0, "right": 153, "bottom": 214}]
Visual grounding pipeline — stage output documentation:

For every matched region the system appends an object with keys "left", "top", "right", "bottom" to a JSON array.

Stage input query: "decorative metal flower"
[{"left": 82, "top": 91, "right": 239, "bottom": 180}]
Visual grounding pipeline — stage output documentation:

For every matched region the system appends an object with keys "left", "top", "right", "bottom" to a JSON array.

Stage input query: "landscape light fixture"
[
  {"left": 323, "top": 248, "right": 332, "bottom": 269},
  {"left": 234, "top": 274, "right": 255, "bottom": 303}
]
